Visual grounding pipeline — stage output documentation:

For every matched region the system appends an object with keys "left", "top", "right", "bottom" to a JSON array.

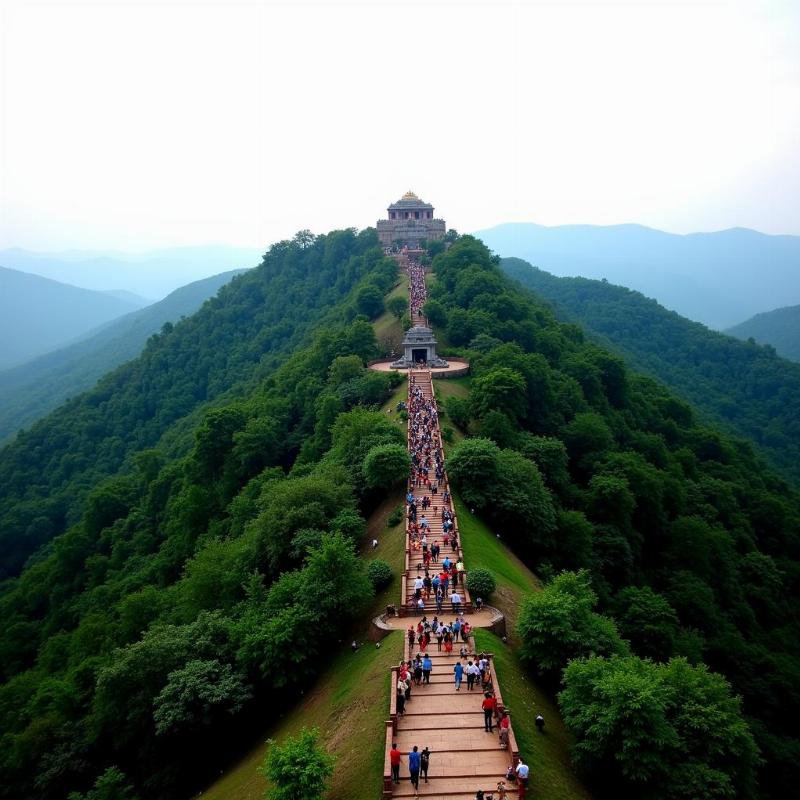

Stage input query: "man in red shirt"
[
  {"left": 389, "top": 742, "right": 401, "bottom": 784},
  {"left": 482, "top": 693, "right": 497, "bottom": 732}
]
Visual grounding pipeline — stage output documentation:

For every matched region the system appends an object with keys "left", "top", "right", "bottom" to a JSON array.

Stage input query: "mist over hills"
[
  {"left": 726, "top": 304, "right": 800, "bottom": 363},
  {"left": 0, "top": 267, "right": 143, "bottom": 370},
  {"left": 476, "top": 222, "right": 800, "bottom": 329},
  {"left": 501, "top": 256, "right": 800, "bottom": 483},
  {"left": 0, "top": 244, "right": 263, "bottom": 299},
  {"left": 0, "top": 269, "right": 246, "bottom": 442}
]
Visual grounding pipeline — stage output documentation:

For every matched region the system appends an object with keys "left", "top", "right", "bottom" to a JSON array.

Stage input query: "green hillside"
[
  {"left": 0, "top": 269, "right": 246, "bottom": 443},
  {"left": 0, "top": 232, "right": 798, "bottom": 800},
  {"left": 727, "top": 304, "right": 800, "bottom": 363},
  {"left": 500, "top": 256, "right": 800, "bottom": 485}
]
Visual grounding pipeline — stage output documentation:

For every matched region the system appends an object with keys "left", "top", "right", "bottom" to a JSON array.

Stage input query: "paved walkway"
[
  {"left": 387, "top": 637, "right": 514, "bottom": 798},
  {"left": 383, "top": 259, "right": 520, "bottom": 799},
  {"left": 369, "top": 357, "right": 470, "bottom": 375}
]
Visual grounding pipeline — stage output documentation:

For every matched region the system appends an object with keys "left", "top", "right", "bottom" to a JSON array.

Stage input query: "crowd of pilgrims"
[
  {"left": 408, "top": 259, "right": 428, "bottom": 321},
  {"left": 406, "top": 372, "right": 475, "bottom": 613}
]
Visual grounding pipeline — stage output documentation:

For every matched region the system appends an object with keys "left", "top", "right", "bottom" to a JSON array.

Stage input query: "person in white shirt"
[
  {"left": 515, "top": 759, "right": 530, "bottom": 788},
  {"left": 450, "top": 591, "right": 461, "bottom": 613}
]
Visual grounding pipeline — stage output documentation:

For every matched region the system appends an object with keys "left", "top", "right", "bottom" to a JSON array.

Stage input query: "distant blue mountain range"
[
  {"left": 0, "top": 244, "right": 263, "bottom": 300},
  {"left": 0, "top": 269, "right": 246, "bottom": 442},
  {"left": 474, "top": 223, "right": 800, "bottom": 329}
]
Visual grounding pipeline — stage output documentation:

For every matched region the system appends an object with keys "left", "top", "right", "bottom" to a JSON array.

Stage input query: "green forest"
[
  {"left": 0, "top": 232, "right": 798, "bottom": 800},
  {"left": 500, "top": 256, "right": 800, "bottom": 484}
]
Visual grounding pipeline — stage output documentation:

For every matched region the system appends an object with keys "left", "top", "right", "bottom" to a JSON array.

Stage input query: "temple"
[
  {"left": 377, "top": 191, "right": 446, "bottom": 249},
  {"left": 391, "top": 325, "right": 449, "bottom": 369}
]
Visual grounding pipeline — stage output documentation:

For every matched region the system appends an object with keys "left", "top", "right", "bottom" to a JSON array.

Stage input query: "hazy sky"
[{"left": 1, "top": 0, "right": 798, "bottom": 251}]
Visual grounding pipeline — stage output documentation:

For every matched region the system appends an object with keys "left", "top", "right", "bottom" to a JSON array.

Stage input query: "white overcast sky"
[{"left": 1, "top": 0, "right": 798, "bottom": 251}]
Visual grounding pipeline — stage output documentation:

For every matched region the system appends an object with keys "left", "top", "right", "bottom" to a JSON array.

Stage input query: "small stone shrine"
[{"left": 391, "top": 325, "right": 449, "bottom": 369}]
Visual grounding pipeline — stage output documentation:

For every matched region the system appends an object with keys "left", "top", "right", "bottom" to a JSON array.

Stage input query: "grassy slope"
[{"left": 373, "top": 279, "right": 407, "bottom": 354}]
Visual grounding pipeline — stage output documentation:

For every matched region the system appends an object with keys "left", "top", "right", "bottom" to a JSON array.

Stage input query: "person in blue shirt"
[
  {"left": 408, "top": 745, "right": 421, "bottom": 789},
  {"left": 422, "top": 654, "right": 433, "bottom": 684},
  {"left": 453, "top": 660, "right": 464, "bottom": 691}
]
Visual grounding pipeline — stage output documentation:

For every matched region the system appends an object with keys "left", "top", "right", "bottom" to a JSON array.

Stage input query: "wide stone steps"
[{"left": 392, "top": 776, "right": 509, "bottom": 797}]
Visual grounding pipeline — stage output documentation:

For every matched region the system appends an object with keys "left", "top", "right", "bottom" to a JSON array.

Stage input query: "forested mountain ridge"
[
  {"left": 727, "top": 304, "right": 800, "bottom": 363},
  {"left": 0, "top": 229, "right": 385, "bottom": 580},
  {"left": 0, "top": 266, "right": 142, "bottom": 369},
  {"left": 0, "top": 232, "right": 798, "bottom": 800},
  {"left": 475, "top": 221, "right": 800, "bottom": 329},
  {"left": 426, "top": 240, "right": 799, "bottom": 798},
  {"left": 500, "top": 256, "right": 800, "bottom": 485},
  {"left": 0, "top": 269, "right": 247, "bottom": 443}
]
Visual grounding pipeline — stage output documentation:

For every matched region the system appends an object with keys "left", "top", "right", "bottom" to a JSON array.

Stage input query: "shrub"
[
  {"left": 387, "top": 506, "right": 404, "bottom": 528},
  {"left": 441, "top": 425, "right": 454, "bottom": 443},
  {"left": 466, "top": 568, "right": 496, "bottom": 599},
  {"left": 262, "top": 727, "right": 335, "bottom": 800},
  {"left": 367, "top": 559, "right": 393, "bottom": 590}
]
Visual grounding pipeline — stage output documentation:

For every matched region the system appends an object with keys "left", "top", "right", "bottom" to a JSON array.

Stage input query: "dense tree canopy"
[
  {"left": 429, "top": 237, "right": 800, "bottom": 797},
  {"left": 0, "top": 231, "right": 399, "bottom": 800}
]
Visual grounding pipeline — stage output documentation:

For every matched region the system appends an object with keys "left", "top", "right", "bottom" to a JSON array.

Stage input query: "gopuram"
[{"left": 377, "top": 191, "right": 446, "bottom": 249}]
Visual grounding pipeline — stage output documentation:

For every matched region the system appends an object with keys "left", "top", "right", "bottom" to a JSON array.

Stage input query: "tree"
[
  {"left": 367, "top": 559, "right": 393, "bottom": 590},
  {"left": 153, "top": 658, "right": 250, "bottom": 735},
  {"left": 446, "top": 438, "right": 500, "bottom": 508},
  {"left": 516, "top": 570, "right": 627, "bottom": 676},
  {"left": 67, "top": 767, "right": 140, "bottom": 800},
  {"left": 301, "top": 533, "right": 373, "bottom": 620},
  {"left": 479, "top": 410, "right": 516, "bottom": 448},
  {"left": 466, "top": 568, "right": 496, "bottom": 599},
  {"left": 471, "top": 367, "right": 527, "bottom": 421},
  {"left": 612, "top": 586, "right": 680, "bottom": 661},
  {"left": 559, "top": 655, "right": 759, "bottom": 799},
  {"left": 363, "top": 443, "right": 410, "bottom": 489},
  {"left": 387, "top": 295, "right": 407, "bottom": 320},
  {"left": 588, "top": 474, "right": 636, "bottom": 532},
  {"left": 328, "top": 355, "right": 364, "bottom": 387},
  {"left": 423, "top": 298, "right": 447, "bottom": 326},
  {"left": 548, "top": 511, "right": 591, "bottom": 570},
  {"left": 496, "top": 449, "right": 555, "bottom": 530},
  {"left": 355, "top": 284, "right": 385, "bottom": 318},
  {"left": 516, "top": 434, "right": 570, "bottom": 490},
  {"left": 561, "top": 411, "right": 615, "bottom": 471},
  {"left": 262, "top": 727, "right": 335, "bottom": 800}
]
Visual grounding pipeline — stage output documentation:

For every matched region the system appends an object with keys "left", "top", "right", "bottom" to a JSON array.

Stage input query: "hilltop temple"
[{"left": 377, "top": 191, "right": 446, "bottom": 249}]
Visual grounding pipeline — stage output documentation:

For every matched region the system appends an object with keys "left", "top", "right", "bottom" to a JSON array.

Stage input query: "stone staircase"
[
  {"left": 384, "top": 638, "right": 517, "bottom": 798},
  {"left": 400, "top": 369, "right": 472, "bottom": 616},
  {"left": 383, "top": 258, "right": 519, "bottom": 798}
]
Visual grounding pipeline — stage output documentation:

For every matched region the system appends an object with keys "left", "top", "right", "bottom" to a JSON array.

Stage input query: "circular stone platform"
[{"left": 369, "top": 358, "right": 470, "bottom": 376}]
